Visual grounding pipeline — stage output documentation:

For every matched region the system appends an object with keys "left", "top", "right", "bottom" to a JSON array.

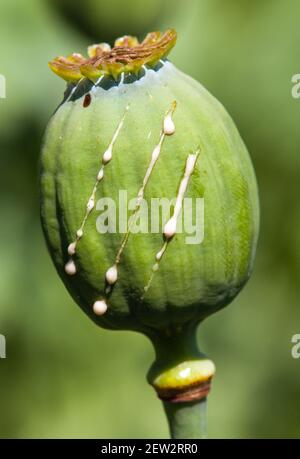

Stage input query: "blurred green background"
[{"left": 1, "top": 0, "right": 300, "bottom": 438}]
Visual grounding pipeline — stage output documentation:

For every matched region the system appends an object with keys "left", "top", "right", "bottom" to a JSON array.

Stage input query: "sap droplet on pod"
[
  {"left": 67, "top": 242, "right": 77, "bottom": 256},
  {"left": 76, "top": 229, "right": 83, "bottom": 238},
  {"left": 65, "top": 259, "right": 77, "bottom": 275},
  {"left": 105, "top": 265, "right": 118, "bottom": 285},
  {"left": 163, "top": 113, "right": 175, "bottom": 135},
  {"left": 87, "top": 197, "right": 95, "bottom": 212},
  {"left": 163, "top": 217, "right": 177, "bottom": 239},
  {"left": 93, "top": 299, "right": 108, "bottom": 315},
  {"left": 97, "top": 168, "right": 104, "bottom": 181},
  {"left": 102, "top": 146, "right": 113, "bottom": 165}
]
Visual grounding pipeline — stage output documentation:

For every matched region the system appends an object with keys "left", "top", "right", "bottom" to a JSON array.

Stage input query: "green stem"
[
  {"left": 163, "top": 399, "right": 207, "bottom": 439},
  {"left": 146, "top": 323, "right": 213, "bottom": 439}
]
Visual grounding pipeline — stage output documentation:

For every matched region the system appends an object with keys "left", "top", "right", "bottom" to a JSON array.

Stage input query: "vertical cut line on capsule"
[
  {"left": 103, "top": 101, "right": 177, "bottom": 296},
  {"left": 95, "top": 75, "right": 105, "bottom": 86},
  {"left": 65, "top": 77, "right": 85, "bottom": 102},
  {"left": 64, "top": 104, "right": 130, "bottom": 278},
  {"left": 142, "top": 148, "right": 200, "bottom": 297}
]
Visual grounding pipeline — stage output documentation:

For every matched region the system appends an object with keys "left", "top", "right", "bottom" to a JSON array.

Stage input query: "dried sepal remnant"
[
  {"left": 156, "top": 380, "right": 212, "bottom": 403},
  {"left": 48, "top": 29, "right": 177, "bottom": 82}
]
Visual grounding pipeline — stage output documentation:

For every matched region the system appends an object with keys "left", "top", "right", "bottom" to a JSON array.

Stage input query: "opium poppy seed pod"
[{"left": 40, "top": 30, "right": 259, "bottom": 438}]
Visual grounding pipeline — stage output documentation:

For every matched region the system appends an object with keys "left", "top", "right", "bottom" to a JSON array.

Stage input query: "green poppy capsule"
[{"left": 40, "top": 29, "right": 259, "bottom": 438}]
